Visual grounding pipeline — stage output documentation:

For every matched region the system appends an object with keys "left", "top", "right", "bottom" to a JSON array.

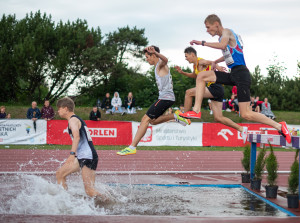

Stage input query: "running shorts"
[
  {"left": 146, "top": 99, "right": 175, "bottom": 119},
  {"left": 215, "top": 65, "right": 251, "bottom": 102}
]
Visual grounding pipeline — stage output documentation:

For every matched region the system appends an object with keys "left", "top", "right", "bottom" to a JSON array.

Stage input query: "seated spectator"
[
  {"left": 41, "top": 99, "right": 55, "bottom": 120},
  {"left": 101, "top": 93, "right": 112, "bottom": 110},
  {"left": 250, "top": 96, "right": 260, "bottom": 112},
  {"left": 261, "top": 98, "right": 276, "bottom": 119},
  {"left": 232, "top": 86, "right": 237, "bottom": 99},
  {"left": 124, "top": 92, "right": 136, "bottom": 114},
  {"left": 228, "top": 95, "right": 239, "bottom": 112},
  {"left": 27, "top": 101, "right": 41, "bottom": 121},
  {"left": 89, "top": 106, "right": 101, "bottom": 121},
  {"left": 0, "top": 106, "right": 11, "bottom": 119},
  {"left": 165, "top": 107, "right": 173, "bottom": 115},
  {"left": 111, "top": 92, "right": 124, "bottom": 115},
  {"left": 254, "top": 96, "right": 263, "bottom": 112},
  {"left": 179, "top": 104, "right": 184, "bottom": 113}
]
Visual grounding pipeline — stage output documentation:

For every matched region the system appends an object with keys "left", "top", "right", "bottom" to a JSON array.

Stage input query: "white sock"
[{"left": 129, "top": 145, "right": 136, "bottom": 150}]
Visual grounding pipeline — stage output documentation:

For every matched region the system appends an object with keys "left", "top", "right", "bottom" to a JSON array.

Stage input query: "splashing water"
[{"left": 0, "top": 174, "right": 288, "bottom": 216}]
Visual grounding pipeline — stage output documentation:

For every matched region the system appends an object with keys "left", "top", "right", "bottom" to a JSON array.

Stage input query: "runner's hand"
[
  {"left": 190, "top": 40, "right": 201, "bottom": 45},
  {"left": 175, "top": 66, "right": 183, "bottom": 74},
  {"left": 216, "top": 64, "right": 227, "bottom": 72},
  {"left": 211, "top": 61, "right": 217, "bottom": 71},
  {"left": 144, "top": 46, "right": 156, "bottom": 54}
]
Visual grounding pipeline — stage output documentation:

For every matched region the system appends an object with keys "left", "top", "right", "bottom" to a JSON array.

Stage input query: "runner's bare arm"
[
  {"left": 190, "top": 29, "right": 231, "bottom": 50},
  {"left": 145, "top": 46, "right": 169, "bottom": 70},
  {"left": 214, "top": 56, "right": 225, "bottom": 63},
  {"left": 69, "top": 118, "right": 81, "bottom": 154},
  {"left": 198, "top": 59, "right": 212, "bottom": 66},
  {"left": 175, "top": 66, "right": 197, "bottom": 78}
]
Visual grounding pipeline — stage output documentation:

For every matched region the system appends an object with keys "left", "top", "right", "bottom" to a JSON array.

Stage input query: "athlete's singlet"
[
  {"left": 219, "top": 29, "right": 246, "bottom": 69},
  {"left": 155, "top": 60, "right": 175, "bottom": 101},
  {"left": 68, "top": 115, "right": 98, "bottom": 160},
  {"left": 194, "top": 57, "right": 213, "bottom": 87}
]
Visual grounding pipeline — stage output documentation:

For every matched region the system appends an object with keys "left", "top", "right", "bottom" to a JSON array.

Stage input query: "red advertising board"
[
  {"left": 47, "top": 120, "right": 132, "bottom": 145},
  {"left": 202, "top": 123, "right": 280, "bottom": 147}
]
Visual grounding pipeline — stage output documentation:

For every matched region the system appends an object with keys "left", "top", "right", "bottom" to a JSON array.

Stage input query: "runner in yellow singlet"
[{"left": 175, "top": 47, "right": 248, "bottom": 143}]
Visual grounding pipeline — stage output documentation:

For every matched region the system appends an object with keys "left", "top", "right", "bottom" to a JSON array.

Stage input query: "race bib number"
[
  {"left": 222, "top": 47, "right": 234, "bottom": 66},
  {"left": 84, "top": 126, "right": 93, "bottom": 141},
  {"left": 237, "top": 34, "right": 244, "bottom": 49}
]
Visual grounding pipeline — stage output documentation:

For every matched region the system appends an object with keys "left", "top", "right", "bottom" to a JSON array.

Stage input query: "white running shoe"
[
  {"left": 210, "top": 110, "right": 213, "bottom": 115},
  {"left": 241, "top": 126, "right": 248, "bottom": 144}
]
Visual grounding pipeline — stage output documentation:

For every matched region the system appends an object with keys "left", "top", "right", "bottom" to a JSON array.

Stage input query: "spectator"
[
  {"left": 111, "top": 92, "right": 124, "bottom": 114},
  {"left": 26, "top": 101, "right": 41, "bottom": 120},
  {"left": 165, "top": 107, "right": 173, "bottom": 115},
  {"left": 101, "top": 93, "right": 112, "bottom": 111},
  {"left": 89, "top": 106, "right": 101, "bottom": 121},
  {"left": 228, "top": 95, "right": 239, "bottom": 112},
  {"left": 250, "top": 96, "right": 260, "bottom": 112},
  {"left": 254, "top": 96, "right": 263, "bottom": 112},
  {"left": 179, "top": 104, "right": 185, "bottom": 113},
  {"left": 0, "top": 106, "right": 11, "bottom": 119},
  {"left": 124, "top": 92, "right": 136, "bottom": 114},
  {"left": 232, "top": 86, "right": 237, "bottom": 99},
  {"left": 41, "top": 99, "right": 55, "bottom": 120},
  {"left": 261, "top": 98, "right": 276, "bottom": 120}
]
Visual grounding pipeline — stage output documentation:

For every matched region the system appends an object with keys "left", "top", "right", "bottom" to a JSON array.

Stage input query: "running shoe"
[
  {"left": 179, "top": 111, "right": 201, "bottom": 119},
  {"left": 241, "top": 126, "right": 248, "bottom": 144},
  {"left": 116, "top": 147, "right": 136, "bottom": 156},
  {"left": 278, "top": 121, "right": 291, "bottom": 144},
  {"left": 174, "top": 110, "right": 191, "bottom": 126}
]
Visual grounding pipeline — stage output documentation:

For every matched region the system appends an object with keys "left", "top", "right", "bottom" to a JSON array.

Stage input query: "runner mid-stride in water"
[{"left": 56, "top": 97, "right": 110, "bottom": 202}]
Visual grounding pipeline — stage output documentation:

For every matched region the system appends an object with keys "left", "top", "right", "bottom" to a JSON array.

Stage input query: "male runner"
[
  {"left": 180, "top": 14, "right": 291, "bottom": 143},
  {"left": 117, "top": 46, "right": 191, "bottom": 156},
  {"left": 175, "top": 47, "right": 248, "bottom": 143},
  {"left": 56, "top": 97, "right": 109, "bottom": 201}
]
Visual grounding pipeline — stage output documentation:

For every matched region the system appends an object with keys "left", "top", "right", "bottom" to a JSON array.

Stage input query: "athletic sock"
[{"left": 129, "top": 145, "right": 136, "bottom": 150}]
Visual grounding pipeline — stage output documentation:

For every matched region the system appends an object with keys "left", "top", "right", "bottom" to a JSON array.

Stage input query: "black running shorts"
[
  {"left": 207, "top": 83, "right": 224, "bottom": 102},
  {"left": 78, "top": 158, "right": 98, "bottom": 171},
  {"left": 215, "top": 65, "right": 251, "bottom": 102},
  {"left": 146, "top": 99, "right": 175, "bottom": 119}
]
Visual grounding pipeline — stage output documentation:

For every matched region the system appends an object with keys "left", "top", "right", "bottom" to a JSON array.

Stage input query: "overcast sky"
[{"left": 1, "top": 0, "right": 300, "bottom": 77}]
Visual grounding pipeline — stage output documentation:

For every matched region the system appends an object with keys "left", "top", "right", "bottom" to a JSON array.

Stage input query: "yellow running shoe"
[
  {"left": 174, "top": 110, "right": 191, "bottom": 126},
  {"left": 116, "top": 147, "right": 136, "bottom": 156}
]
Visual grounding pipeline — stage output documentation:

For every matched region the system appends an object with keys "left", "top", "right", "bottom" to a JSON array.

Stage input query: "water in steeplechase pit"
[{"left": 0, "top": 174, "right": 288, "bottom": 216}]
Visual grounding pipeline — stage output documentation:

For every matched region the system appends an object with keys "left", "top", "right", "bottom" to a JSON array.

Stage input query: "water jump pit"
[{"left": 0, "top": 174, "right": 295, "bottom": 217}]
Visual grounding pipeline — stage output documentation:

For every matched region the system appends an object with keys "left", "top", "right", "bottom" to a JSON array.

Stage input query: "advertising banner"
[
  {"left": 0, "top": 119, "right": 47, "bottom": 144},
  {"left": 202, "top": 123, "right": 281, "bottom": 147},
  {"left": 47, "top": 120, "right": 132, "bottom": 145},
  {"left": 132, "top": 122, "right": 203, "bottom": 146}
]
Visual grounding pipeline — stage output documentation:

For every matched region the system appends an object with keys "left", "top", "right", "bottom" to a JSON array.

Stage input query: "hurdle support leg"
[
  {"left": 250, "top": 142, "right": 257, "bottom": 180},
  {"left": 299, "top": 152, "right": 300, "bottom": 201}
]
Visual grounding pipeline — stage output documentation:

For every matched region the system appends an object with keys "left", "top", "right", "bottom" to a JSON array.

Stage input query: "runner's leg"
[
  {"left": 56, "top": 158, "right": 80, "bottom": 190},
  {"left": 239, "top": 102, "right": 281, "bottom": 130},
  {"left": 131, "top": 114, "right": 151, "bottom": 147},
  {"left": 184, "top": 88, "right": 195, "bottom": 112},
  {"left": 193, "top": 70, "right": 217, "bottom": 113},
  {"left": 211, "top": 101, "right": 243, "bottom": 132}
]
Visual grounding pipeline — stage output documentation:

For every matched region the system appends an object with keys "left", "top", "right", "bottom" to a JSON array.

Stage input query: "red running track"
[{"left": 0, "top": 149, "right": 296, "bottom": 173}]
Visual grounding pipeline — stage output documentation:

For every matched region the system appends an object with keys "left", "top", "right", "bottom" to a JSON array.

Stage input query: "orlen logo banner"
[
  {"left": 202, "top": 123, "right": 280, "bottom": 147},
  {"left": 47, "top": 120, "right": 131, "bottom": 145}
]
